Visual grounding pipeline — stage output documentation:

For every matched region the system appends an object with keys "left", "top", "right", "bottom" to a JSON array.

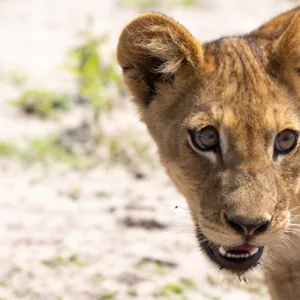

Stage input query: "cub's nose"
[{"left": 224, "top": 213, "right": 271, "bottom": 236}]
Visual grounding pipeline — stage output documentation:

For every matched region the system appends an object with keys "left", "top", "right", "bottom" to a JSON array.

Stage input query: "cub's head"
[{"left": 117, "top": 8, "right": 300, "bottom": 273}]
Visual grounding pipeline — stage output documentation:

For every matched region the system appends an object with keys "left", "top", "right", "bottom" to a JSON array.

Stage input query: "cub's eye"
[
  {"left": 189, "top": 126, "right": 219, "bottom": 151},
  {"left": 274, "top": 129, "right": 298, "bottom": 154}
]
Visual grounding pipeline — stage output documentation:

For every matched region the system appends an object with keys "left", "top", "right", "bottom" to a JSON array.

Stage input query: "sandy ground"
[{"left": 0, "top": 0, "right": 299, "bottom": 299}]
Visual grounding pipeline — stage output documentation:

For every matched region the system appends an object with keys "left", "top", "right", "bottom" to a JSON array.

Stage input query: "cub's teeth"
[
  {"left": 223, "top": 252, "right": 251, "bottom": 259},
  {"left": 249, "top": 247, "right": 259, "bottom": 256},
  {"left": 219, "top": 246, "right": 227, "bottom": 256},
  {"left": 219, "top": 246, "right": 258, "bottom": 259}
]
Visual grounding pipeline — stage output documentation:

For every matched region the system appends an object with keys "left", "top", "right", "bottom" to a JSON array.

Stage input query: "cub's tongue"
[
  {"left": 223, "top": 243, "right": 256, "bottom": 252},
  {"left": 219, "top": 243, "right": 260, "bottom": 257}
]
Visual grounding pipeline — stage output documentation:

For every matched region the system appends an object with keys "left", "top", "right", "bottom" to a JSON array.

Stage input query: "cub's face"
[{"left": 117, "top": 9, "right": 300, "bottom": 273}]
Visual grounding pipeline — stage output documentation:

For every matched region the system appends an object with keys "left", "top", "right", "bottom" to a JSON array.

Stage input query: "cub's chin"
[{"left": 196, "top": 228, "right": 264, "bottom": 274}]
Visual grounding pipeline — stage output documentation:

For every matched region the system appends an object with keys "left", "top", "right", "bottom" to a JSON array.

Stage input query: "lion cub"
[{"left": 117, "top": 7, "right": 300, "bottom": 300}]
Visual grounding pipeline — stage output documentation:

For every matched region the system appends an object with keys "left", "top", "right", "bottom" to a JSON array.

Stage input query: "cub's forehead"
[
  {"left": 203, "top": 37, "right": 273, "bottom": 100},
  {"left": 188, "top": 37, "right": 300, "bottom": 132},
  {"left": 187, "top": 97, "right": 300, "bottom": 134}
]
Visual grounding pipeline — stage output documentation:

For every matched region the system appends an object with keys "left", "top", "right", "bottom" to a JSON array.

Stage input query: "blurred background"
[{"left": 0, "top": 0, "right": 298, "bottom": 299}]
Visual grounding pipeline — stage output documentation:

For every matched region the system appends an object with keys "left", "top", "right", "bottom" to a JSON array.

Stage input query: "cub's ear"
[
  {"left": 117, "top": 13, "right": 203, "bottom": 107},
  {"left": 250, "top": 6, "right": 300, "bottom": 44},
  {"left": 268, "top": 13, "right": 300, "bottom": 96}
]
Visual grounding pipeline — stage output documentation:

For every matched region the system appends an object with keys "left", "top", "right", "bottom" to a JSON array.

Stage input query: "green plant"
[
  {"left": 67, "top": 184, "right": 82, "bottom": 200},
  {"left": 13, "top": 287, "right": 32, "bottom": 299},
  {"left": 180, "top": 278, "right": 195, "bottom": 288},
  {"left": 42, "top": 253, "right": 86, "bottom": 268},
  {"left": 118, "top": 0, "right": 159, "bottom": 8},
  {"left": 168, "top": 0, "right": 198, "bottom": 6},
  {"left": 0, "top": 134, "right": 94, "bottom": 171},
  {"left": 66, "top": 16, "right": 123, "bottom": 137},
  {"left": 206, "top": 273, "right": 219, "bottom": 287},
  {"left": 12, "top": 89, "right": 71, "bottom": 118},
  {"left": 0, "top": 130, "right": 156, "bottom": 173},
  {"left": 105, "top": 134, "right": 157, "bottom": 169},
  {"left": 127, "top": 286, "right": 138, "bottom": 297},
  {"left": 136, "top": 260, "right": 169, "bottom": 275},
  {"left": 41, "top": 255, "right": 64, "bottom": 267},
  {"left": 7, "top": 70, "right": 27, "bottom": 87},
  {"left": 0, "top": 141, "right": 18, "bottom": 156},
  {"left": 134, "top": 258, "right": 175, "bottom": 275},
  {"left": 162, "top": 283, "right": 184, "bottom": 295},
  {"left": 117, "top": 0, "right": 197, "bottom": 9},
  {"left": 23, "top": 134, "right": 97, "bottom": 170},
  {"left": 89, "top": 273, "right": 104, "bottom": 286},
  {"left": 99, "top": 290, "right": 119, "bottom": 300},
  {"left": 154, "top": 282, "right": 194, "bottom": 300},
  {"left": 22, "top": 135, "right": 77, "bottom": 167}
]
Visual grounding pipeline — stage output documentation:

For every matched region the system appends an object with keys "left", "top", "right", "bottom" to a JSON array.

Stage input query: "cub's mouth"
[{"left": 197, "top": 231, "right": 264, "bottom": 273}]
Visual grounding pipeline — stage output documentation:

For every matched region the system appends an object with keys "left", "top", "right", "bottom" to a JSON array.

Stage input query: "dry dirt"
[{"left": 0, "top": 0, "right": 298, "bottom": 299}]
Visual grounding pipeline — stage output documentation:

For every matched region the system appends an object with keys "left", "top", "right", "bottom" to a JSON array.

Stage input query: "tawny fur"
[{"left": 117, "top": 7, "right": 300, "bottom": 300}]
